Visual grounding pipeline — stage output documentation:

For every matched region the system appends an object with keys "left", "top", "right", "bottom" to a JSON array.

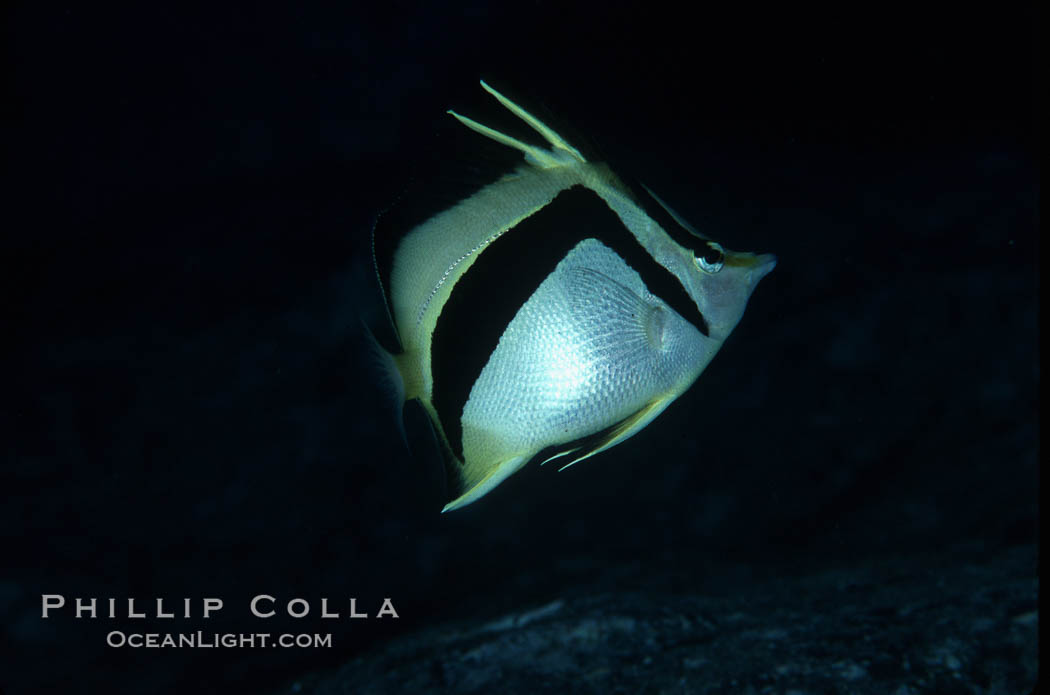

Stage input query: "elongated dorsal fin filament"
[{"left": 447, "top": 80, "right": 587, "bottom": 169}]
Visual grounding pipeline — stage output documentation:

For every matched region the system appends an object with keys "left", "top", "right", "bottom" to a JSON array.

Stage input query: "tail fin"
[{"left": 360, "top": 317, "right": 409, "bottom": 448}]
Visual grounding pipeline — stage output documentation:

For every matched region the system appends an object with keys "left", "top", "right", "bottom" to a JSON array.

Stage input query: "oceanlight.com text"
[{"left": 106, "top": 631, "right": 332, "bottom": 648}]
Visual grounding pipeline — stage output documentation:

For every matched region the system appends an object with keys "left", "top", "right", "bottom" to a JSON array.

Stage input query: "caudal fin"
[{"left": 359, "top": 317, "right": 409, "bottom": 448}]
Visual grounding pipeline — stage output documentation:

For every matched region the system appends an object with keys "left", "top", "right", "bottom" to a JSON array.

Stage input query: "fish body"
[{"left": 373, "top": 81, "right": 775, "bottom": 512}]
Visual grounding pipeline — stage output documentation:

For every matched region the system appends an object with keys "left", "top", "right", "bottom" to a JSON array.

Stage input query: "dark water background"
[{"left": 4, "top": 2, "right": 1037, "bottom": 693}]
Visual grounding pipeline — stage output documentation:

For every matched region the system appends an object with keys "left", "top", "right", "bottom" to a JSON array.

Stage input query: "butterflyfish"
[{"left": 371, "top": 81, "right": 775, "bottom": 512}]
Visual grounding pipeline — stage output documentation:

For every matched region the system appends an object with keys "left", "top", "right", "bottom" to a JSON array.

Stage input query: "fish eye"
[{"left": 693, "top": 242, "right": 725, "bottom": 273}]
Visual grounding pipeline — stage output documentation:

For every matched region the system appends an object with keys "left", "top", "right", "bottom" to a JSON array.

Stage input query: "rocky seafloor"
[{"left": 276, "top": 545, "right": 1036, "bottom": 695}]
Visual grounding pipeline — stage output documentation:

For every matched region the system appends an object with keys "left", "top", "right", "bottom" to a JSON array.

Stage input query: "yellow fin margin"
[{"left": 447, "top": 80, "right": 587, "bottom": 169}]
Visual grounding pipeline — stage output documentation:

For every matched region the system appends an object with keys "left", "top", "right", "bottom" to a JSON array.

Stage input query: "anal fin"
[
  {"left": 441, "top": 453, "right": 530, "bottom": 513},
  {"left": 441, "top": 396, "right": 676, "bottom": 512}
]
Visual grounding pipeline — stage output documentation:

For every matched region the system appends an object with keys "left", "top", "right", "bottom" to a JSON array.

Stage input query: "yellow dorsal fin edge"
[{"left": 447, "top": 80, "right": 587, "bottom": 169}]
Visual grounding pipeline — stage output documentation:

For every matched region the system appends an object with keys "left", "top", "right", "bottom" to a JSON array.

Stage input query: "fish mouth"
[
  {"left": 729, "top": 252, "right": 777, "bottom": 285},
  {"left": 751, "top": 253, "right": 777, "bottom": 282}
]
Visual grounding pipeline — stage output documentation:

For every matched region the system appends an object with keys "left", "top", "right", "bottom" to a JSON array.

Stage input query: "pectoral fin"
[{"left": 565, "top": 265, "right": 667, "bottom": 353}]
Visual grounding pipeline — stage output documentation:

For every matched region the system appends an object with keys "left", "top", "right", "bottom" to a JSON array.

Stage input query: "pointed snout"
[
  {"left": 751, "top": 253, "right": 777, "bottom": 284},
  {"left": 728, "top": 251, "right": 776, "bottom": 290}
]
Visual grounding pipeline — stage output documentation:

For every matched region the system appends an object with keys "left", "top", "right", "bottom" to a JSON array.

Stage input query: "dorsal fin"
[
  {"left": 639, "top": 182, "right": 708, "bottom": 240},
  {"left": 447, "top": 80, "right": 587, "bottom": 169}
]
